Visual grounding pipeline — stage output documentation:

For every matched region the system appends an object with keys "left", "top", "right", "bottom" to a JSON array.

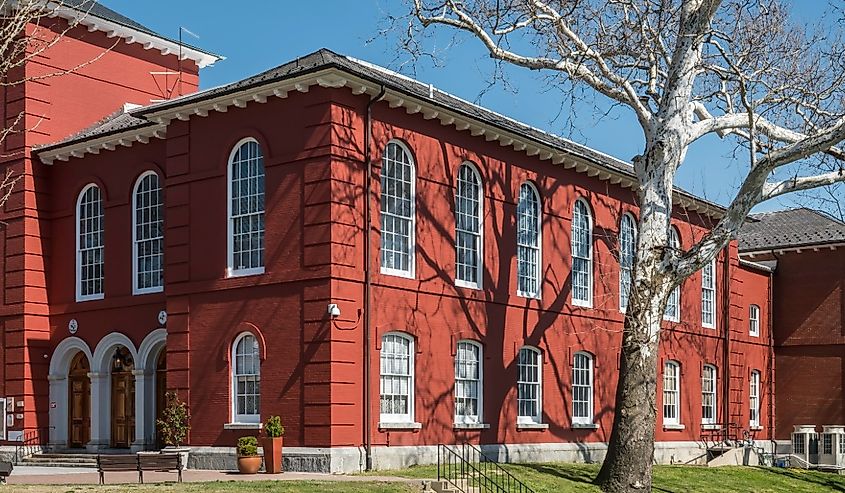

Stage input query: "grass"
[
  {"left": 9, "top": 481, "right": 418, "bottom": 493},
  {"left": 370, "top": 462, "right": 845, "bottom": 492}
]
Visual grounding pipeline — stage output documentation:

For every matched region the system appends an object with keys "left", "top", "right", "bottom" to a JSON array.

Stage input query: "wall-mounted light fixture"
[{"left": 328, "top": 303, "right": 341, "bottom": 318}]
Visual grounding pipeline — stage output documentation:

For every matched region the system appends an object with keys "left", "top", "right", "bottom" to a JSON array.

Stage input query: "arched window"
[
  {"left": 517, "top": 346, "right": 542, "bottom": 424},
  {"left": 619, "top": 213, "right": 637, "bottom": 311},
  {"left": 232, "top": 333, "right": 260, "bottom": 423},
  {"left": 664, "top": 227, "right": 681, "bottom": 321},
  {"left": 379, "top": 332, "right": 414, "bottom": 423},
  {"left": 701, "top": 364, "right": 717, "bottom": 425},
  {"left": 750, "top": 370, "right": 760, "bottom": 428},
  {"left": 663, "top": 360, "right": 681, "bottom": 426},
  {"left": 516, "top": 183, "right": 541, "bottom": 298},
  {"left": 749, "top": 304, "right": 760, "bottom": 337},
  {"left": 701, "top": 259, "right": 716, "bottom": 328},
  {"left": 571, "top": 199, "right": 592, "bottom": 306},
  {"left": 133, "top": 172, "right": 163, "bottom": 294},
  {"left": 454, "top": 340, "right": 482, "bottom": 424},
  {"left": 455, "top": 163, "right": 482, "bottom": 288},
  {"left": 227, "top": 138, "right": 265, "bottom": 276},
  {"left": 380, "top": 141, "right": 415, "bottom": 277},
  {"left": 572, "top": 352, "right": 594, "bottom": 425},
  {"left": 77, "top": 184, "right": 104, "bottom": 301}
]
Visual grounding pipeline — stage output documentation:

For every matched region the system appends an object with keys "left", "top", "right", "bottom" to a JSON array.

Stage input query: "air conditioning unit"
[
  {"left": 818, "top": 425, "right": 845, "bottom": 467},
  {"left": 791, "top": 424, "right": 818, "bottom": 467}
]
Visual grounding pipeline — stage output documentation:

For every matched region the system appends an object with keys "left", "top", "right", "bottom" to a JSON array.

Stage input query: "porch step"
[{"left": 22, "top": 453, "right": 98, "bottom": 468}]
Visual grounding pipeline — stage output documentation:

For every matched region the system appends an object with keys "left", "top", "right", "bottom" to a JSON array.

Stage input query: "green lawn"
[
  {"left": 12, "top": 481, "right": 418, "bottom": 493},
  {"left": 373, "top": 462, "right": 845, "bottom": 492}
]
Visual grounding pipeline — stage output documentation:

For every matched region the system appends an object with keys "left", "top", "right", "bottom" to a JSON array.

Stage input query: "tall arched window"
[
  {"left": 750, "top": 370, "right": 760, "bottom": 428},
  {"left": 455, "top": 163, "right": 483, "bottom": 288},
  {"left": 663, "top": 360, "right": 681, "bottom": 426},
  {"left": 133, "top": 172, "right": 163, "bottom": 294},
  {"left": 228, "top": 138, "right": 265, "bottom": 277},
  {"left": 701, "top": 364, "right": 717, "bottom": 425},
  {"left": 380, "top": 141, "right": 415, "bottom": 277},
  {"left": 516, "top": 183, "right": 541, "bottom": 298},
  {"left": 619, "top": 213, "right": 637, "bottom": 311},
  {"left": 454, "top": 340, "right": 483, "bottom": 424},
  {"left": 232, "top": 333, "right": 260, "bottom": 423},
  {"left": 517, "top": 346, "right": 542, "bottom": 424},
  {"left": 664, "top": 227, "right": 681, "bottom": 321},
  {"left": 572, "top": 352, "right": 594, "bottom": 425},
  {"left": 77, "top": 184, "right": 104, "bottom": 301},
  {"left": 701, "top": 259, "right": 716, "bottom": 328},
  {"left": 380, "top": 332, "right": 415, "bottom": 423},
  {"left": 571, "top": 199, "right": 592, "bottom": 306}
]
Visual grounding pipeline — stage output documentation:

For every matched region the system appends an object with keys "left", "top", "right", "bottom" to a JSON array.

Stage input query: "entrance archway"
[
  {"left": 110, "top": 346, "right": 136, "bottom": 448},
  {"left": 48, "top": 336, "right": 94, "bottom": 450},
  {"left": 68, "top": 352, "right": 90, "bottom": 448}
]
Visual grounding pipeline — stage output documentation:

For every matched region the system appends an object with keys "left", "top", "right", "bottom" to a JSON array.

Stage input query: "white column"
[
  {"left": 132, "top": 369, "right": 151, "bottom": 452},
  {"left": 47, "top": 374, "right": 67, "bottom": 450},
  {"left": 87, "top": 372, "right": 109, "bottom": 451}
]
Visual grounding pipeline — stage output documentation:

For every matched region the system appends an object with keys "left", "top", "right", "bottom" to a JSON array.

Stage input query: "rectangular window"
[
  {"left": 701, "top": 365, "right": 717, "bottom": 425},
  {"left": 380, "top": 333, "right": 414, "bottom": 423},
  {"left": 701, "top": 259, "right": 716, "bottom": 328},
  {"left": 0, "top": 397, "right": 6, "bottom": 441},
  {"left": 454, "top": 341, "right": 482, "bottom": 424},
  {"left": 571, "top": 200, "right": 592, "bottom": 306},
  {"left": 824, "top": 434, "right": 833, "bottom": 455},
  {"left": 750, "top": 370, "right": 760, "bottom": 428},
  {"left": 749, "top": 305, "right": 760, "bottom": 337},
  {"left": 839, "top": 434, "right": 845, "bottom": 455},
  {"left": 517, "top": 347, "right": 542, "bottom": 424},
  {"left": 663, "top": 361, "right": 680, "bottom": 425},
  {"left": 572, "top": 353, "right": 593, "bottom": 424},
  {"left": 793, "top": 434, "right": 805, "bottom": 454}
]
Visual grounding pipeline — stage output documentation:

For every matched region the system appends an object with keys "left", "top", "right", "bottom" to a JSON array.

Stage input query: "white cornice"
[
  {"left": 740, "top": 242, "right": 844, "bottom": 257},
  {"left": 38, "top": 124, "right": 166, "bottom": 165}
]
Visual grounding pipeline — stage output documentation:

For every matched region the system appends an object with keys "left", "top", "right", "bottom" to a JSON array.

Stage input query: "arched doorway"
[
  {"left": 110, "top": 346, "right": 136, "bottom": 448},
  {"left": 68, "top": 352, "right": 90, "bottom": 448},
  {"left": 155, "top": 348, "right": 167, "bottom": 449}
]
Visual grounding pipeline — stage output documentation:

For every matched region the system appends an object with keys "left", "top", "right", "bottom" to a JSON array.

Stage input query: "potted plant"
[
  {"left": 236, "top": 436, "right": 262, "bottom": 474},
  {"left": 156, "top": 392, "right": 191, "bottom": 470},
  {"left": 262, "top": 415, "right": 285, "bottom": 473}
]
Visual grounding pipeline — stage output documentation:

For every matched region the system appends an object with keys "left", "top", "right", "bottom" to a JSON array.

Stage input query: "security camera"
[{"left": 328, "top": 303, "right": 341, "bottom": 318}]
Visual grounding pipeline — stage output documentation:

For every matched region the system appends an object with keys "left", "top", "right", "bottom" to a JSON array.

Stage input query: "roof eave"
[{"left": 36, "top": 123, "right": 166, "bottom": 164}]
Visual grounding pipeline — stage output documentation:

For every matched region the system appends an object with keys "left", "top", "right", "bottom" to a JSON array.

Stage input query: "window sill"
[
  {"left": 701, "top": 424, "right": 722, "bottom": 430},
  {"left": 571, "top": 423, "right": 599, "bottom": 430},
  {"left": 454, "top": 423, "right": 490, "bottom": 430},
  {"left": 378, "top": 422, "right": 422, "bottom": 430},
  {"left": 455, "top": 280, "right": 482, "bottom": 291},
  {"left": 750, "top": 426, "right": 763, "bottom": 431},
  {"left": 516, "top": 292, "right": 541, "bottom": 301},
  {"left": 76, "top": 294, "right": 105, "bottom": 303},
  {"left": 517, "top": 423, "right": 549, "bottom": 430},
  {"left": 571, "top": 300, "right": 593, "bottom": 309},
  {"left": 228, "top": 267, "right": 265, "bottom": 278},
  {"left": 133, "top": 287, "right": 164, "bottom": 296},
  {"left": 663, "top": 424, "right": 686, "bottom": 431},
  {"left": 380, "top": 268, "right": 415, "bottom": 280},
  {"left": 224, "top": 423, "right": 263, "bottom": 430}
]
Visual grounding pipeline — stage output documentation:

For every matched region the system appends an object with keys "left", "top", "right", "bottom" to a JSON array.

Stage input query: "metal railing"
[
  {"left": 437, "top": 443, "right": 534, "bottom": 493},
  {"left": 14, "top": 427, "right": 51, "bottom": 464}
]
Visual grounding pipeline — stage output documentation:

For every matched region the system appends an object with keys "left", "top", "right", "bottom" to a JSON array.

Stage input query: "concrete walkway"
[{"left": 7, "top": 465, "right": 428, "bottom": 486}]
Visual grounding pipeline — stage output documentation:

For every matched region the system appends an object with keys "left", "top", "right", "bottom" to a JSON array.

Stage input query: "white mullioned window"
[
  {"left": 750, "top": 370, "right": 760, "bottom": 428},
  {"left": 517, "top": 346, "right": 542, "bottom": 424},
  {"left": 572, "top": 352, "right": 594, "bottom": 424},
  {"left": 701, "top": 259, "right": 716, "bottom": 328},
  {"left": 516, "top": 183, "right": 541, "bottom": 298},
  {"left": 380, "top": 141, "right": 415, "bottom": 277},
  {"left": 619, "top": 213, "right": 637, "bottom": 311},
  {"left": 701, "top": 364, "right": 717, "bottom": 425},
  {"left": 76, "top": 184, "right": 104, "bottom": 301},
  {"left": 664, "top": 227, "right": 681, "bottom": 321},
  {"left": 132, "top": 172, "right": 164, "bottom": 294},
  {"left": 232, "top": 333, "right": 260, "bottom": 423},
  {"left": 228, "top": 138, "right": 265, "bottom": 276},
  {"left": 749, "top": 304, "right": 760, "bottom": 337},
  {"left": 455, "top": 163, "right": 483, "bottom": 288},
  {"left": 571, "top": 199, "right": 593, "bottom": 307},
  {"left": 380, "top": 333, "right": 414, "bottom": 423},
  {"left": 663, "top": 361, "right": 680, "bottom": 426},
  {"left": 454, "top": 340, "right": 483, "bottom": 424}
]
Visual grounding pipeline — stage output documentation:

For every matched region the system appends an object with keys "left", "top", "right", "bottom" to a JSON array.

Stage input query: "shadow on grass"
[
  {"left": 519, "top": 463, "right": 597, "bottom": 486},
  {"left": 763, "top": 467, "right": 845, "bottom": 492}
]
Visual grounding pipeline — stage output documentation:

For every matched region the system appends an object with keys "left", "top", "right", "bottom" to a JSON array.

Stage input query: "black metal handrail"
[
  {"left": 438, "top": 443, "right": 534, "bottom": 493},
  {"left": 14, "top": 427, "right": 51, "bottom": 464}
]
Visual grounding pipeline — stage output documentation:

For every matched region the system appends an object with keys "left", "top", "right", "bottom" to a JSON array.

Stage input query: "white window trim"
[
  {"left": 0, "top": 397, "right": 6, "bottom": 441},
  {"left": 572, "top": 351, "right": 594, "bottom": 425},
  {"left": 516, "top": 182, "right": 542, "bottom": 300},
  {"left": 454, "top": 340, "right": 483, "bottom": 425},
  {"left": 749, "top": 305, "right": 760, "bottom": 337},
  {"left": 702, "top": 259, "right": 716, "bottom": 329},
  {"left": 231, "top": 332, "right": 261, "bottom": 424},
  {"left": 750, "top": 370, "right": 760, "bottom": 428},
  {"left": 226, "top": 137, "right": 266, "bottom": 279},
  {"left": 664, "top": 227, "right": 681, "bottom": 322},
  {"left": 76, "top": 183, "right": 105, "bottom": 302},
  {"left": 516, "top": 346, "right": 543, "bottom": 425},
  {"left": 571, "top": 198, "right": 593, "bottom": 308},
  {"left": 379, "top": 140, "right": 416, "bottom": 280},
  {"left": 619, "top": 213, "right": 637, "bottom": 313},
  {"left": 454, "top": 163, "right": 483, "bottom": 290},
  {"left": 701, "top": 364, "right": 717, "bottom": 425},
  {"left": 132, "top": 171, "right": 164, "bottom": 295},
  {"left": 663, "top": 361, "right": 681, "bottom": 426},
  {"left": 379, "top": 332, "right": 415, "bottom": 424}
]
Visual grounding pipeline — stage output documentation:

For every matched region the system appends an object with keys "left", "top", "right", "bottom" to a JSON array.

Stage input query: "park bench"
[
  {"left": 0, "top": 461, "right": 12, "bottom": 484},
  {"left": 97, "top": 454, "right": 139, "bottom": 484},
  {"left": 138, "top": 453, "right": 182, "bottom": 483}
]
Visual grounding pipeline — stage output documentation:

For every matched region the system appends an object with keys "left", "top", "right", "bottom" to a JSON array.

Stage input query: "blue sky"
[{"left": 102, "top": 0, "right": 835, "bottom": 211}]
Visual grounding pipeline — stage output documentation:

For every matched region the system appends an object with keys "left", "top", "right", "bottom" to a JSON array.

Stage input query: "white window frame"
[
  {"left": 231, "top": 332, "right": 261, "bottom": 424},
  {"left": 701, "top": 259, "right": 716, "bottom": 329},
  {"left": 701, "top": 364, "right": 717, "bottom": 425},
  {"left": 0, "top": 397, "right": 6, "bottom": 441},
  {"left": 749, "top": 304, "right": 760, "bottom": 337},
  {"left": 132, "top": 171, "right": 164, "bottom": 295},
  {"left": 571, "top": 198, "right": 593, "bottom": 307},
  {"left": 517, "top": 346, "right": 543, "bottom": 424},
  {"left": 663, "top": 361, "right": 681, "bottom": 426},
  {"left": 380, "top": 140, "right": 416, "bottom": 279},
  {"left": 619, "top": 213, "right": 637, "bottom": 312},
  {"left": 516, "top": 182, "right": 542, "bottom": 299},
  {"left": 379, "top": 332, "right": 415, "bottom": 424},
  {"left": 454, "top": 340, "right": 483, "bottom": 425},
  {"left": 750, "top": 370, "right": 760, "bottom": 428},
  {"left": 572, "top": 352, "right": 594, "bottom": 425},
  {"left": 227, "top": 137, "right": 266, "bottom": 278},
  {"left": 454, "top": 163, "right": 483, "bottom": 289},
  {"left": 76, "top": 183, "right": 105, "bottom": 302},
  {"left": 664, "top": 227, "right": 681, "bottom": 322}
]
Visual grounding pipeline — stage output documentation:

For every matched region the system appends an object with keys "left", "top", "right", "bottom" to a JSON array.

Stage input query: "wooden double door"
[{"left": 68, "top": 352, "right": 90, "bottom": 448}]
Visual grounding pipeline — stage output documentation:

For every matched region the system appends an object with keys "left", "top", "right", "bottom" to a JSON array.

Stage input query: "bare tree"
[{"left": 402, "top": 1, "right": 845, "bottom": 491}]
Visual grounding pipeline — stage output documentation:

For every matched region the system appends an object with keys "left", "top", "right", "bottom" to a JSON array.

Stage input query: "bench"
[
  {"left": 138, "top": 453, "right": 182, "bottom": 483},
  {"left": 97, "top": 454, "right": 139, "bottom": 484},
  {"left": 0, "top": 461, "right": 12, "bottom": 484}
]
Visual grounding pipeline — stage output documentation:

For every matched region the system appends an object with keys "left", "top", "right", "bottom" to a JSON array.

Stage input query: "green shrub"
[
  {"left": 155, "top": 392, "right": 190, "bottom": 447},
  {"left": 237, "top": 436, "right": 259, "bottom": 457},
  {"left": 265, "top": 415, "right": 285, "bottom": 438}
]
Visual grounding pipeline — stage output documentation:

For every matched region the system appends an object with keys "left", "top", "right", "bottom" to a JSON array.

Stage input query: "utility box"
[
  {"left": 819, "top": 425, "right": 845, "bottom": 467},
  {"left": 792, "top": 424, "right": 818, "bottom": 467}
]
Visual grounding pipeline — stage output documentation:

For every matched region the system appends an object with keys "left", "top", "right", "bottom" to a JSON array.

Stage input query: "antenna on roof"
[{"left": 178, "top": 27, "right": 201, "bottom": 97}]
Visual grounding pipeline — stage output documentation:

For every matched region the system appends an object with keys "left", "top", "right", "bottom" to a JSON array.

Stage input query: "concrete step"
[{"left": 22, "top": 454, "right": 98, "bottom": 467}]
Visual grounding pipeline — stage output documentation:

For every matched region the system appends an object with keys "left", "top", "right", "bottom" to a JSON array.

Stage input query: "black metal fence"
[
  {"left": 437, "top": 442, "right": 534, "bottom": 493},
  {"left": 14, "top": 427, "right": 51, "bottom": 464}
]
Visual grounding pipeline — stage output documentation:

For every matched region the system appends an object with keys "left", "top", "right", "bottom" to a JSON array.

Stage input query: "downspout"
[
  {"left": 722, "top": 248, "right": 732, "bottom": 442},
  {"left": 363, "top": 85, "right": 386, "bottom": 471},
  {"left": 767, "top": 258, "right": 776, "bottom": 450}
]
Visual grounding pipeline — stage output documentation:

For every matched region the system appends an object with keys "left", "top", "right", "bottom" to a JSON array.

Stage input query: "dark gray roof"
[
  {"left": 36, "top": 107, "right": 152, "bottom": 150},
  {"left": 738, "top": 208, "right": 845, "bottom": 251}
]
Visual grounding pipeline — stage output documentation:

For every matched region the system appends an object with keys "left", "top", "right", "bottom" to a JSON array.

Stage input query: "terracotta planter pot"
[
  {"left": 237, "top": 455, "right": 262, "bottom": 474},
  {"left": 261, "top": 436, "right": 284, "bottom": 473}
]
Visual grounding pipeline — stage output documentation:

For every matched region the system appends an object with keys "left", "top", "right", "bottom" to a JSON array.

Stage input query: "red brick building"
[{"left": 1, "top": 4, "right": 775, "bottom": 471}]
